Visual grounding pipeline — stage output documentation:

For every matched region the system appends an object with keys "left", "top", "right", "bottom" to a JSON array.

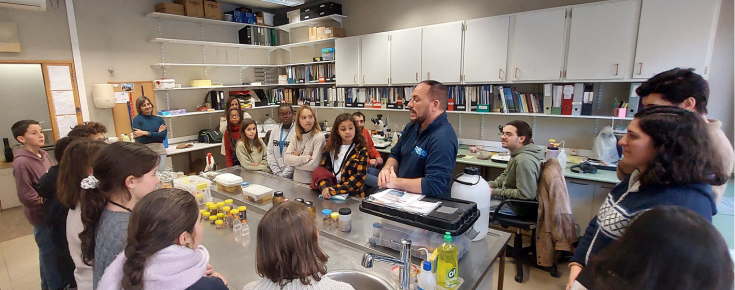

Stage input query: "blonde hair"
[{"left": 294, "top": 105, "right": 321, "bottom": 141}]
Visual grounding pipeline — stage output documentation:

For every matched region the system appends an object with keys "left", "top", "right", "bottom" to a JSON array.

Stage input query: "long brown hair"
[
  {"left": 325, "top": 113, "right": 366, "bottom": 156},
  {"left": 226, "top": 108, "right": 243, "bottom": 151},
  {"left": 121, "top": 188, "right": 199, "bottom": 290},
  {"left": 57, "top": 140, "right": 108, "bottom": 209},
  {"left": 294, "top": 105, "right": 320, "bottom": 141},
  {"left": 256, "top": 202, "right": 328, "bottom": 287},
  {"left": 238, "top": 118, "right": 263, "bottom": 155},
  {"left": 633, "top": 106, "right": 727, "bottom": 187},
  {"left": 224, "top": 96, "right": 241, "bottom": 118},
  {"left": 79, "top": 142, "right": 159, "bottom": 266}
]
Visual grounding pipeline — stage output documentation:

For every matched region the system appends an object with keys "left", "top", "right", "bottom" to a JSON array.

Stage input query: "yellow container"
[{"left": 190, "top": 79, "right": 212, "bottom": 87}]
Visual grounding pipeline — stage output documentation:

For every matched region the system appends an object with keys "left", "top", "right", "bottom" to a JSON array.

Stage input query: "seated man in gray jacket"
[{"left": 490, "top": 120, "right": 544, "bottom": 216}]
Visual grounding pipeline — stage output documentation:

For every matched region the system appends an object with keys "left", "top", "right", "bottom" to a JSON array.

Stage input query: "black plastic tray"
[{"left": 359, "top": 196, "right": 480, "bottom": 236}]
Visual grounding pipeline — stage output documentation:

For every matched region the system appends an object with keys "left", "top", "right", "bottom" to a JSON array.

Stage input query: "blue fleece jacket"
[
  {"left": 389, "top": 112, "right": 458, "bottom": 198},
  {"left": 571, "top": 171, "right": 717, "bottom": 266},
  {"left": 132, "top": 114, "right": 167, "bottom": 144}
]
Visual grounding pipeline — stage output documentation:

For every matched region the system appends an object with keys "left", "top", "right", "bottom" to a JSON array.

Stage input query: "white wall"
[
  {"left": 0, "top": 64, "right": 53, "bottom": 147},
  {"left": 0, "top": 1, "right": 72, "bottom": 61}
]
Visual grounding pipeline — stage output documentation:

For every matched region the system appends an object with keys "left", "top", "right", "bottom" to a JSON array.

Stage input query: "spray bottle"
[{"left": 417, "top": 248, "right": 436, "bottom": 290}]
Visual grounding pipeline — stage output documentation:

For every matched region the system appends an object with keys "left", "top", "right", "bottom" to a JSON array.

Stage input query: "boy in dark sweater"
[{"left": 11, "top": 120, "right": 63, "bottom": 290}]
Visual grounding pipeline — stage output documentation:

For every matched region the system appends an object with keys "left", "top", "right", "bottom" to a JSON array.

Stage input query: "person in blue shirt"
[
  {"left": 132, "top": 96, "right": 168, "bottom": 172},
  {"left": 378, "top": 80, "right": 458, "bottom": 198}
]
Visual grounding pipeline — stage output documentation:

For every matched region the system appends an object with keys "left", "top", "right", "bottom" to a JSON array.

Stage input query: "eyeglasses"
[{"left": 279, "top": 111, "right": 293, "bottom": 117}]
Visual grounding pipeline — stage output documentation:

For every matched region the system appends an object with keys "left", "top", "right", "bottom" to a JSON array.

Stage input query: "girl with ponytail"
[
  {"left": 97, "top": 188, "right": 228, "bottom": 290},
  {"left": 78, "top": 142, "right": 160, "bottom": 289}
]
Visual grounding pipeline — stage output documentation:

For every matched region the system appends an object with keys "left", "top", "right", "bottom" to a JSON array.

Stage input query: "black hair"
[
  {"left": 11, "top": 120, "right": 39, "bottom": 141},
  {"left": 505, "top": 120, "right": 533, "bottom": 145},
  {"left": 53, "top": 137, "right": 74, "bottom": 163},
  {"left": 419, "top": 80, "right": 449, "bottom": 111},
  {"left": 633, "top": 106, "right": 727, "bottom": 187},
  {"left": 591, "top": 205, "right": 733, "bottom": 290},
  {"left": 351, "top": 111, "right": 366, "bottom": 120},
  {"left": 636, "top": 67, "right": 709, "bottom": 114}
]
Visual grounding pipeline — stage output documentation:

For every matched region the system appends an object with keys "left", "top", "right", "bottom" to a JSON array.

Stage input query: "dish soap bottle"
[
  {"left": 417, "top": 260, "right": 436, "bottom": 290},
  {"left": 435, "top": 232, "right": 459, "bottom": 289}
]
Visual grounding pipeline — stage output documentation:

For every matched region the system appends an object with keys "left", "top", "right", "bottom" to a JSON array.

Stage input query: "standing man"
[
  {"left": 352, "top": 111, "right": 383, "bottom": 166},
  {"left": 378, "top": 80, "right": 458, "bottom": 198},
  {"left": 266, "top": 103, "right": 296, "bottom": 178},
  {"left": 490, "top": 120, "right": 545, "bottom": 215},
  {"left": 622, "top": 67, "right": 734, "bottom": 202}
]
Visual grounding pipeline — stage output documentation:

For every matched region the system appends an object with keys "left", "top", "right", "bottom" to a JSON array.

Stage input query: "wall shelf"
[
  {"left": 153, "top": 82, "right": 337, "bottom": 92},
  {"left": 310, "top": 106, "right": 633, "bottom": 120},
  {"left": 145, "top": 12, "right": 272, "bottom": 29},
  {"left": 276, "top": 15, "right": 347, "bottom": 32},
  {"left": 149, "top": 37, "right": 336, "bottom": 52},
  {"left": 161, "top": 110, "right": 224, "bottom": 118}
]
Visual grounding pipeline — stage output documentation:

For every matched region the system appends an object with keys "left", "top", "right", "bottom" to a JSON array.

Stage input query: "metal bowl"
[{"left": 326, "top": 270, "right": 396, "bottom": 290}]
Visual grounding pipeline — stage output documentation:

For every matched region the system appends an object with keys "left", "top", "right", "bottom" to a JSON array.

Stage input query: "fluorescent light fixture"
[{"left": 259, "top": 0, "right": 304, "bottom": 7}]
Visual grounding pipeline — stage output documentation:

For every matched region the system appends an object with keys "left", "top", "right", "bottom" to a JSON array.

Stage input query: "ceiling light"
[{"left": 259, "top": 0, "right": 304, "bottom": 7}]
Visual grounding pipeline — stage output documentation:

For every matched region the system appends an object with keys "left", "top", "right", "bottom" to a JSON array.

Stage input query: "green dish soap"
[{"left": 435, "top": 232, "right": 459, "bottom": 289}]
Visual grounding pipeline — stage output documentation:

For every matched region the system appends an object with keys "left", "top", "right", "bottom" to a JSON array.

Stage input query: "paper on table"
[
  {"left": 114, "top": 92, "right": 129, "bottom": 104},
  {"left": 47, "top": 66, "right": 73, "bottom": 91},
  {"left": 403, "top": 200, "right": 442, "bottom": 215},
  {"left": 370, "top": 189, "right": 424, "bottom": 208},
  {"left": 52, "top": 91, "right": 76, "bottom": 115},
  {"left": 56, "top": 115, "right": 78, "bottom": 137}
]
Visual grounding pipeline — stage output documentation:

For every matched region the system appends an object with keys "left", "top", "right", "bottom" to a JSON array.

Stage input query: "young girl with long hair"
[
  {"left": 224, "top": 107, "right": 244, "bottom": 167},
  {"left": 243, "top": 202, "right": 353, "bottom": 290},
  {"left": 316, "top": 113, "right": 368, "bottom": 199},
  {"left": 78, "top": 142, "right": 160, "bottom": 288},
  {"left": 284, "top": 105, "right": 325, "bottom": 183},
  {"left": 56, "top": 139, "right": 107, "bottom": 290},
  {"left": 236, "top": 118, "right": 270, "bottom": 172},
  {"left": 97, "top": 188, "right": 228, "bottom": 290},
  {"left": 566, "top": 106, "right": 728, "bottom": 289}
]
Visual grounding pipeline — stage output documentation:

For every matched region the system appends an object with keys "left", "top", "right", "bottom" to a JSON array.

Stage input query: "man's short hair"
[
  {"left": 506, "top": 120, "right": 533, "bottom": 145},
  {"left": 68, "top": 122, "right": 108, "bottom": 138},
  {"left": 636, "top": 68, "right": 709, "bottom": 114},
  {"left": 11, "top": 120, "right": 39, "bottom": 141},
  {"left": 419, "top": 80, "right": 449, "bottom": 111},
  {"left": 351, "top": 111, "right": 365, "bottom": 120}
]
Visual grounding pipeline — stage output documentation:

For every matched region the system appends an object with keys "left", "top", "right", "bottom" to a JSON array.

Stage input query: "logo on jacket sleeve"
[{"left": 413, "top": 146, "right": 427, "bottom": 158}]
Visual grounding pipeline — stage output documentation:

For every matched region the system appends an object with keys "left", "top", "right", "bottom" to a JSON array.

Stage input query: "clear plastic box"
[
  {"left": 173, "top": 175, "right": 212, "bottom": 203},
  {"left": 374, "top": 219, "right": 472, "bottom": 260},
  {"left": 215, "top": 173, "right": 244, "bottom": 193},
  {"left": 321, "top": 48, "right": 335, "bottom": 61},
  {"left": 242, "top": 184, "right": 274, "bottom": 203}
]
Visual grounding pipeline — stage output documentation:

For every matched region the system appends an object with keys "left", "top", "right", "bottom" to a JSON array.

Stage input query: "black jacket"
[{"left": 187, "top": 276, "right": 228, "bottom": 290}]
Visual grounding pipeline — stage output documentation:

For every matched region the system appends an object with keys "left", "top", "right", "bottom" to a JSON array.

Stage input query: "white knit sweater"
[{"left": 242, "top": 276, "right": 354, "bottom": 290}]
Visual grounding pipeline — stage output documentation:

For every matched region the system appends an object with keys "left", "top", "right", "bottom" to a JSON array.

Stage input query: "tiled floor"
[{"left": 0, "top": 235, "right": 41, "bottom": 290}]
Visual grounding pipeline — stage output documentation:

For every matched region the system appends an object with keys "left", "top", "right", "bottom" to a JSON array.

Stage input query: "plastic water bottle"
[{"left": 417, "top": 260, "right": 436, "bottom": 290}]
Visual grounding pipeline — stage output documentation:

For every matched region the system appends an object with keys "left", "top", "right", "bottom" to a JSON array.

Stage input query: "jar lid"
[
  {"left": 196, "top": 193, "right": 204, "bottom": 198},
  {"left": 217, "top": 213, "right": 224, "bottom": 218},
  {"left": 215, "top": 220, "right": 223, "bottom": 225},
  {"left": 338, "top": 208, "right": 351, "bottom": 215},
  {"left": 322, "top": 209, "right": 332, "bottom": 215},
  {"left": 209, "top": 216, "right": 217, "bottom": 221},
  {"left": 273, "top": 191, "right": 284, "bottom": 197},
  {"left": 304, "top": 201, "right": 313, "bottom": 206},
  {"left": 223, "top": 206, "right": 231, "bottom": 212},
  {"left": 238, "top": 206, "right": 247, "bottom": 211},
  {"left": 295, "top": 198, "right": 304, "bottom": 203},
  {"left": 225, "top": 199, "right": 233, "bottom": 204},
  {"left": 200, "top": 209, "right": 206, "bottom": 214},
  {"left": 208, "top": 205, "right": 217, "bottom": 209},
  {"left": 231, "top": 209, "right": 239, "bottom": 214},
  {"left": 216, "top": 202, "right": 225, "bottom": 206},
  {"left": 372, "top": 222, "right": 382, "bottom": 228},
  {"left": 202, "top": 212, "right": 211, "bottom": 217},
  {"left": 205, "top": 202, "right": 214, "bottom": 206},
  {"left": 330, "top": 212, "right": 340, "bottom": 218}
]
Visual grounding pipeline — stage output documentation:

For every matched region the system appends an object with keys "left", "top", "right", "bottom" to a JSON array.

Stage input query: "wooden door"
[{"left": 108, "top": 81, "right": 156, "bottom": 137}]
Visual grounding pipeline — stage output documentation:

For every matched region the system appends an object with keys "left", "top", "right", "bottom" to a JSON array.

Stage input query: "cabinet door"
[
  {"left": 335, "top": 36, "right": 360, "bottom": 86},
  {"left": 566, "top": 0, "right": 639, "bottom": 80},
  {"left": 566, "top": 178, "right": 595, "bottom": 231},
  {"left": 360, "top": 33, "right": 390, "bottom": 85},
  {"left": 633, "top": 0, "right": 720, "bottom": 79},
  {"left": 422, "top": 22, "right": 463, "bottom": 83},
  {"left": 390, "top": 28, "right": 422, "bottom": 85},
  {"left": 509, "top": 8, "right": 567, "bottom": 81},
  {"left": 463, "top": 16, "right": 510, "bottom": 83}
]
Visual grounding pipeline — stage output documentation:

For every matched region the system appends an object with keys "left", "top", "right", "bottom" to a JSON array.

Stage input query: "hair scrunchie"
[{"left": 81, "top": 175, "right": 99, "bottom": 189}]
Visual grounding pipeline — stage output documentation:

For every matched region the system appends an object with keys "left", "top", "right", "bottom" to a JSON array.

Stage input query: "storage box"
[
  {"left": 315, "top": 2, "right": 342, "bottom": 15},
  {"left": 173, "top": 175, "right": 212, "bottom": 203},
  {"left": 155, "top": 2, "right": 185, "bottom": 15},
  {"left": 242, "top": 184, "right": 273, "bottom": 203},
  {"left": 190, "top": 79, "right": 212, "bottom": 87},
  {"left": 174, "top": 0, "right": 204, "bottom": 18},
  {"left": 203, "top": 0, "right": 221, "bottom": 20},
  {"left": 256, "top": 16, "right": 264, "bottom": 25},
  {"left": 316, "top": 26, "right": 326, "bottom": 40},
  {"left": 152, "top": 79, "right": 176, "bottom": 90},
  {"left": 255, "top": 11, "right": 274, "bottom": 26},
  {"left": 286, "top": 9, "right": 300, "bottom": 23},
  {"left": 215, "top": 173, "right": 244, "bottom": 193},
  {"left": 321, "top": 48, "right": 334, "bottom": 61},
  {"left": 324, "top": 27, "right": 344, "bottom": 38},
  {"left": 309, "top": 27, "right": 317, "bottom": 41}
]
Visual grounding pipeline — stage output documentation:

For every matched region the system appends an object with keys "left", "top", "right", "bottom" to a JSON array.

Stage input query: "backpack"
[{"left": 198, "top": 129, "right": 223, "bottom": 143}]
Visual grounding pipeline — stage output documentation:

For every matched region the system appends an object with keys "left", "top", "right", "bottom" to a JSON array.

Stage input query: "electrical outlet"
[{"left": 570, "top": 148, "right": 579, "bottom": 156}]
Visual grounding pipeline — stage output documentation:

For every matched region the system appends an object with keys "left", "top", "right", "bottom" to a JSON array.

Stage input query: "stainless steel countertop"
[{"left": 206, "top": 167, "right": 511, "bottom": 290}]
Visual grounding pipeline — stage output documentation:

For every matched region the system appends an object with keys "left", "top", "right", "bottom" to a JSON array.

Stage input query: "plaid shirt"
[{"left": 318, "top": 145, "right": 368, "bottom": 196}]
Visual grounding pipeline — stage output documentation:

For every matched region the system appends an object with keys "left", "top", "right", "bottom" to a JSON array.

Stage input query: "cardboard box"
[
  {"left": 255, "top": 11, "right": 274, "bottom": 26},
  {"left": 316, "top": 26, "right": 326, "bottom": 40},
  {"left": 203, "top": 0, "right": 221, "bottom": 20},
  {"left": 174, "top": 0, "right": 204, "bottom": 18},
  {"left": 155, "top": 2, "right": 185, "bottom": 15},
  {"left": 286, "top": 9, "right": 300, "bottom": 23},
  {"left": 324, "top": 27, "right": 344, "bottom": 38},
  {"left": 309, "top": 27, "right": 317, "bottom": 41},
  {"left": 256, "top": 16, "right": 264, "bottom": 25}
]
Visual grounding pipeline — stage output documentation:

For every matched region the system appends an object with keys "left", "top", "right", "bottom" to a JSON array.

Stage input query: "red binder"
[{"left": 561, "top": 85, "right": 574, "bottom": 115}]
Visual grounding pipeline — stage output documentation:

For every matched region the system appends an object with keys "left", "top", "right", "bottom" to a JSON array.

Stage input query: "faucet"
[{"left": 362, "top": 239, "right": 412, "bottom": 290}]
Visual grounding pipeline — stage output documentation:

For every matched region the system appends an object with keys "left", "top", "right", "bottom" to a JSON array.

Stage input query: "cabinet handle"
[
  {"left": 354, "top": 75, "right": 357, "bottom": 83},
  {"left": 498, "top": 69, "right": 504, "bottom": 80},
  {"left": 637, "top": 63, "right": 643, "bottom": 75},
  {"left": 514, "top": 68, "right": 519, "bottom": 79},
  {"left": 362, "top": 75, "right": 366, "bottom": 84},
  {"left": 570, "top": 181, "right": 590, "bottom": 186},
  {"left": 704, "top": 66, "right": 708, "bottom": 74},
  {"left": 427, "top": 72, "right": 430, "bottom": 80},
  {"left": 614, "top": 64, "right": 619, "bottom": 76},
  {"left": 415, "top": 72, "right": 418, "bottom": 82}
]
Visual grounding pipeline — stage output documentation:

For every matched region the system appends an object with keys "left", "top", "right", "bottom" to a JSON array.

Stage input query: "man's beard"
[{"left": 410, "top": 110, "right": 427, "bottom": 125}]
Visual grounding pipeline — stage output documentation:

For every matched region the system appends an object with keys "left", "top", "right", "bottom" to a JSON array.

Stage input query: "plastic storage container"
[
  {"left": 243, "top": 184, "right": 274, "bottom": 203},
  {"left": 173, "top": 175, "right": 212, "bottom": 203},
  {"left": 450, "top": 167, "right": 491, "bottom": 241},
  {"left": 360, "top": 196, "right": 480, "bottom": 236},
  {"left": 321, "top": 48, "right": 335, "bottom": 61},
  {"left": 152, "top": 79, "right": 175, "bottom": 90},
  {"left": 215, "top": 173, "right": 244, "bottom": 193},
  {"left": 375, "top": 219, "right": 471, "bottom": 260}
]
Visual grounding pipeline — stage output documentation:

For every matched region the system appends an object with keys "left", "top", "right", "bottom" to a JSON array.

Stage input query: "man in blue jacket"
[{"left": 378, "top": 80, "right": 458, "bottom": 198}]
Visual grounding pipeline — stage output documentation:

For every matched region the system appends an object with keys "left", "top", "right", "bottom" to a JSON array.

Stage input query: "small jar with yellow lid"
[
  {"left": 202, "top": 212, "right": 211, "bottom": 222},
  {"left": 216, "top": 202, "right": 225, "bottom": 214},
  {"left": 208, "top": 215, "right": 217, "bottom": 225},
  {"left": 208, "top": 204, "right": 217, "bottom": 216},
  {"left": 330, "top": 212, "right": 340, "bottom": 229},
  {"left": 215, "top": 220, "right": 224, "bottom": 229}
]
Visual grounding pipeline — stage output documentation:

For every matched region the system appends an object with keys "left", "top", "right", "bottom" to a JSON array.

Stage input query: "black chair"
[{"left": 490, "top": 199, "right": 560, "bottom": 283}]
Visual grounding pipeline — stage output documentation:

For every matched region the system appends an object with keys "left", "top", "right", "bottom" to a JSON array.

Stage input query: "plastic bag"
[{"left": 593, "top": 126, "right": 620, "bottom": 165}]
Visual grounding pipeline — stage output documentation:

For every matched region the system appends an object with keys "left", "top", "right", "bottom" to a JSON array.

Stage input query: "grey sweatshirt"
[
  {"left": 284, "top": 131, "right": 326, "bottom": 184},
  {"left": 93, "top": 209, "right": 130, "bottom": 289},
  {"left": 490, "top": 144, "right": 545, "bottom": 200}
]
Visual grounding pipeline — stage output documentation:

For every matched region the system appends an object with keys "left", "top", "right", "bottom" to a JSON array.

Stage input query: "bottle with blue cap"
[{"left": 417, "top": 248, "right": 436, "bottom": 290}]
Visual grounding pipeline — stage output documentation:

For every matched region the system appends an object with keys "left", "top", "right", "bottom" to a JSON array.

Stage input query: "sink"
[{"left": 326, "top": 270, "right": 396, "bottom": 290}]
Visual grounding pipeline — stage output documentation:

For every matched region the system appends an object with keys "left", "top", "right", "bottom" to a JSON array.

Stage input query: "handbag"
[{"left": 198, "top": 129, "right": 223, "bottom": 143}]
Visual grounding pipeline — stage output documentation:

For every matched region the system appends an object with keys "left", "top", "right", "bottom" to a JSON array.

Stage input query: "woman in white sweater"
[
  {"left": 284, "top": 105, "right": 325, "bottom": 183},
  {"left": 57, "top": 140, "right": 108, "bottom": 290},
  {"left": 220, "top": 97, "right": 251, "bottom": 155},
  {"left": 243, "top": 202, "right": 354, "bottom": 290}
]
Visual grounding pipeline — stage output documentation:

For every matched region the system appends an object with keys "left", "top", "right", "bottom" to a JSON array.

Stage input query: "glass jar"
[
  {"left": 215, "top": 220, "right": 224, "bottom": 229},
  {"left": 238, "top": 206, "right": 247, "bottom": 222},
  {"left": 330, "top": 212, "right": 340, "bottom": 229},
  {"left": 208, "top": 205, "right": 218, "bottom": 216},
  {"left": 272, "top": 191, "right": 284, "bottom": 207},
  {"left": 294, "top": 198, "right": 305, "bottom": 204},
  {"left": 338, "top": 208, "right": 352, "bottom": 232},
  {"left": 304, "top": 201, "right": 316, "bottom": 220},
  {"left": 224, "top": 199, "right": 233, "bottom": 207},
  {"left": 216, "top": 202, "right": 225, "bottom": 214},
  {"left": 222, "top": 206, "right": 231, "bottom": 214},
  {"left": 209, "top": 215, "right": 217, "bottom": 225},
  {"left": 322, "top": 209, "right": 333, "bottom": 227},
  {"left": 196, "top": 194, "right": 205, "bottom": 207},
  {"left": 217, "top": 213, "right": 224, "bottom": 221},
  {"left": 202, "top": 212, "right": 211, "bottom": 222}
]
